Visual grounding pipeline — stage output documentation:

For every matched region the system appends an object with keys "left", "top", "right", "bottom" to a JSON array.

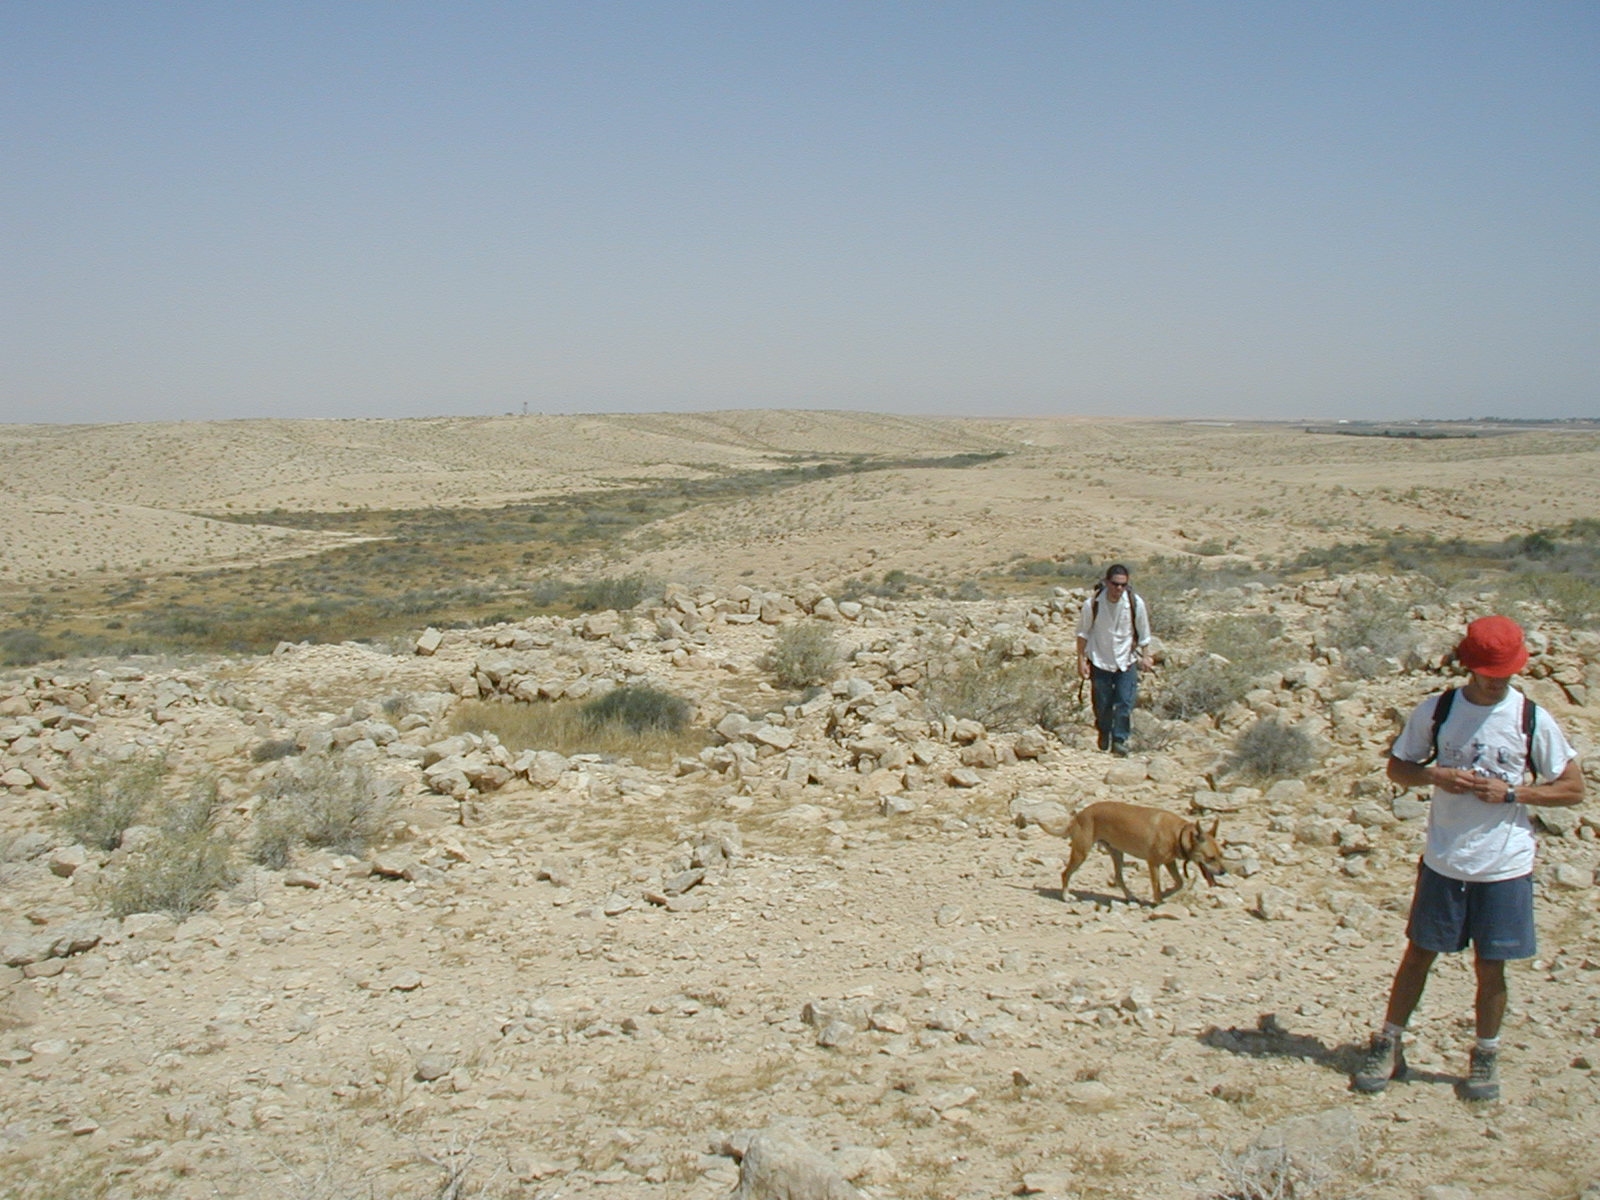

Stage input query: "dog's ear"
[
  {"left": 1208, "top": 818, "right": 1220, "bottom": 839},
  {"left": 1179, "top": 824, "right": 1196, "bottom": 855}
]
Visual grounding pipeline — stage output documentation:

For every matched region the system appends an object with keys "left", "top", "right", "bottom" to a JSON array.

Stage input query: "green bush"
[
  {"left": 762, "top": 623, "right": 841, "bottom": 689},
  {"left": 573, "top": 575, "right": 654, "bottom": 612},
  {"left": 526, "top": 578, "right": 570, "bottom": 608},
  {"left": 582, "top": 685, "right": 692, "bottom": 734},
  {"left": 105, "top": 778, "right": 235, "bottom": 920},
  {"left": 250, "top": 758, "right": 396, "bottom": 866},
  {"left": 448, "top": 695, "right": 709, "bottom": 767},
  {"left": 250, "top": 738, "right": 300, "bottom": 763},
  {"left": 56, "top": 755, "right": 166, "bottom": 852},
  {"left": 1227, "top": 717, "right": 1318, "bottom": 781},
  {"left": 0, "top": 628, "right": 50, "bottom": 667}
]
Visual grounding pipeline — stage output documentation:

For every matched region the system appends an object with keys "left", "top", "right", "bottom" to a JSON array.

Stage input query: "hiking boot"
[
  {"left": 1457, "top": 1047, "right": 1499, "bottom": 1102},
  {"left": 1352, "top": 1034, "right": 1406, "bottom": 1093},
  {"left": 1110, "top": 741, "right": 1130, "bottom": 757},
  {"left": 1097, "top": 732, "right": 1110, "bottom": 752}
]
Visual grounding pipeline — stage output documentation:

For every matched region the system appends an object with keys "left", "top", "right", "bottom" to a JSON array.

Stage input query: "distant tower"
[{"left": 522, "top": 401, "right": 528, "bottom": 416}]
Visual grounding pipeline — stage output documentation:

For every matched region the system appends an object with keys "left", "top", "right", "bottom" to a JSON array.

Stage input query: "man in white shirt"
[
  {"left": 1074, "top": 563, "right": 1154, "bottom": 757},
  {"left": 1353, "top": 615, "right": 1585, "bottom": 1101}
]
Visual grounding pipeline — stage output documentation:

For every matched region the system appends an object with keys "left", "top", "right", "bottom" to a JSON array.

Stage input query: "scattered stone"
[
  {"left": 661, "top": 868, "right": 705, "bottom": 896},
  {"left": 1256, "top": 887, "right": 1297, "bottom": 921},
  {"left": 47, "top": 845, "right": 88, "bottom": 878},
  {"left": 414, "top": 1051, "right": 455, "bottom": 1081},
  {"left": 1019, "top": 1169, "right": 1074, "bottom": 1196},
  {"left": 1105, "top": 761, "right": 1147, "bottom": 786},
  {"left": 1235, "top": 1107, "right": 1362, "bottom": 1191},
  {"left": 731, "top": 1130, "right": 866, "bottom": 1200},
  {"left": 1061, "top": 1080, "right": 1115, "bottom": 1109},
  {"left": 1551, "top": 863, "right": 1592, "bottom": 891}
]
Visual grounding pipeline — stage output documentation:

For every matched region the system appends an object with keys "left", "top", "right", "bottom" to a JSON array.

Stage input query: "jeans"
[{"left": 1090, "top": 664, "right": 1139, "bottom": 747}]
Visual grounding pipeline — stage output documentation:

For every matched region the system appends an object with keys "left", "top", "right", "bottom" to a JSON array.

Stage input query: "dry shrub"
[
  {"left": 251, "top": 757, "right": 397, "bottom": 868},
  {"left": 923, "top": 642, "right": 1079, "bottom": 732},
  {"left": 582, "top": 685, "right": 691, "bottom": 734},
  {"left": 105, "top": 777, "right": 235, "bottom": 920},
  {"left": 251, "top": 737, "right": 301, "bottom": 763},
  {"left": 1325, "top": 594, "right": 1420, "bottom": 676},
  {"left": 762, "top": 622, "right": 840, "bottom": 689},
  {"left": 1155, "top": 657, "right": 1252, "bottom": 722},
  {"left": 450, "top": 692, "right": 709, "bottom": 765},
  {"left": 1203, "top": 614, "right": 1284, "bottom": 670},
  {"left": 573, "top": 574, "right": 654, "bottom": 612},
  {"left": 1227, "top": 717, "right": 1318, "bottom": 782},
  {"left": 55, "top": 754, "right": 166, "bottom": 852}
]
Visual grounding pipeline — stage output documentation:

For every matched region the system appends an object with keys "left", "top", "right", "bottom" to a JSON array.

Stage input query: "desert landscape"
[{"left": 2, "top": 412, "right": 1600, "bottom": 1200}]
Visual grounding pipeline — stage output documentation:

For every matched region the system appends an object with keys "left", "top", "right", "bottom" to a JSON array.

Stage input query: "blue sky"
[{"left": 4, "top": 2, "right": 1596, "bottom": 424}]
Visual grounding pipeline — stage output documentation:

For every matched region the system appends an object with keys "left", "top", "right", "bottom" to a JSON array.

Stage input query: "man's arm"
[
  {"left": 1389, "top": 755, "right": 1586, "bottom": 806},
  {"left": 1503, "top": 759, "right": 1585, "bottom": 808},
  {"left": 1075, "top": 601, "right": 1095, "bottom": 679},
  {"left": 1388, "top": 755, "right": 1464, "bottom": 794}
]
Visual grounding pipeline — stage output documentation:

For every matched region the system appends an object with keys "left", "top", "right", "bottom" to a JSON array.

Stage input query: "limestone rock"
[{"left": 731, "top": 1130, "right": 866, "bottom": 1200}]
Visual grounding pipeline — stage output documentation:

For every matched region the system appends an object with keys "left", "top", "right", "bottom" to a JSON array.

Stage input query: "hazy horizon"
[{"left": 6, "top": 3, "right": 1597, "bottom": 426}]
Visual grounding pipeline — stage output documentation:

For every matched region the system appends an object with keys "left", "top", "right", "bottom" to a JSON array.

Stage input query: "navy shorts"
[{"left": 1405, "top": 860, "right": 1536, "bottom": 961}]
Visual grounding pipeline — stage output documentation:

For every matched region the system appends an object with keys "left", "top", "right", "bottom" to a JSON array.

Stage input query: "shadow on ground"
[{"left": 1199, "top": 1013, "right": 1459, "bottom": 1087}]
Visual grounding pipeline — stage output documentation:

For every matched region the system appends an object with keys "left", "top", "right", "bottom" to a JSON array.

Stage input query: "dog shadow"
[
  {"left": 1043, "top": 883, "right": 1194, "bottom": 909},
  {"left": 1031, "top": 883, "right": 1143, "bottom": 907},
  {"left": 1199, "top": 1014, "right": 1457, "bottom": 1086}
]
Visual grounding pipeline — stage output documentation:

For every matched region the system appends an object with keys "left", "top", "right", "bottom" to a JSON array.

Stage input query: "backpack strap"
[
  {"left": 1421, "top": 687, "right": 1457, "bottom": 765},
  {"left": 1521, "top": 694, "right": 1538, "bottom": 778}
]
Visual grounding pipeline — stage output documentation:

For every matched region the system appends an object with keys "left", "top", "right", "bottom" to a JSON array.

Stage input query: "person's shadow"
[{"left": 1199, "top": 1013, "right": 1456, "bottom": 1087}]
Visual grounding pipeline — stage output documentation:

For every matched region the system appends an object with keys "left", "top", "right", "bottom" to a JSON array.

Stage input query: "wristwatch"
[{"left": 1505, "top": 786, "right": 1519, "bottom": 805}]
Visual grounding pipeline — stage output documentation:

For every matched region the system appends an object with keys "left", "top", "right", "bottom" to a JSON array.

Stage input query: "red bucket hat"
[{"left": 1455, "top": 615, "right": 1528, "bottom": 677}]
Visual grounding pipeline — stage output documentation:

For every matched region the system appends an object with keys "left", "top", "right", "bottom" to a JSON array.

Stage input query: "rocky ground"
[{"left": 3, "top": 574, "right": 1599, "bottom": 1200}]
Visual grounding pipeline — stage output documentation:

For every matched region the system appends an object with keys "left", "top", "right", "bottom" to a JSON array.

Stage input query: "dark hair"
[{"left": 1104, "top": 563, "right": 1130, "bottom": 581}]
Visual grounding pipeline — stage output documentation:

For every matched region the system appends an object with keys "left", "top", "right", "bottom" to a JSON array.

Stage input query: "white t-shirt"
[
  {"left": 1075, "top": 590, "right": 1151, "bottom": 672},
  {"left": 1390, "top": 685, "right": 1576, "bottom": 883}
]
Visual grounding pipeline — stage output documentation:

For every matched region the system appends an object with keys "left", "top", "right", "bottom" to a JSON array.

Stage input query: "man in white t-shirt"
[{"left": 1352, "top": 615, "right": 1585, "bottom": 1101}]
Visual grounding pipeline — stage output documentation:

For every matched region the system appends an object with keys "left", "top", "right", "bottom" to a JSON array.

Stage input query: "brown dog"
[{"left": 1059, "top": 801, "right": 1226, "bottom": 905}]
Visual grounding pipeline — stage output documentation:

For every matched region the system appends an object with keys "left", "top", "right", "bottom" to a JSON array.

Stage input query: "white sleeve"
[
  {"left": 1389, "top": 694, "right": 1441, "bottom": 764},
  {"left": 1530, "top": 709, "right": 1577, "bottom": 783},
  {"left": 1074, "top": 599, "right": 1094, "bottom": 640}
]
